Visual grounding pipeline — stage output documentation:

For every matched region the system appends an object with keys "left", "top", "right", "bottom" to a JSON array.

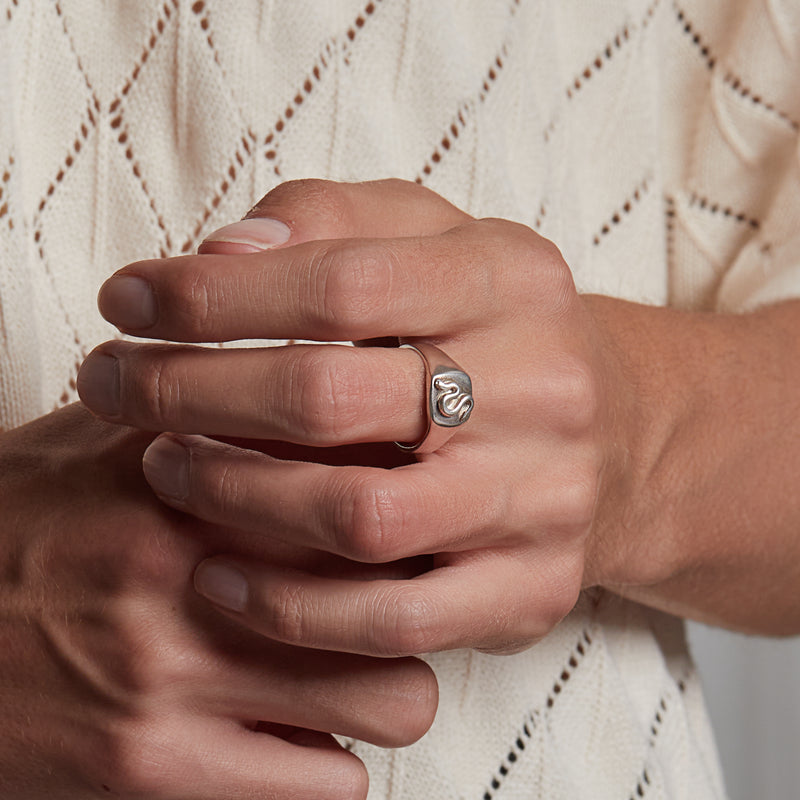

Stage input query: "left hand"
[{"left": 78, "top": 179, "right": 629, "bottom": 656}]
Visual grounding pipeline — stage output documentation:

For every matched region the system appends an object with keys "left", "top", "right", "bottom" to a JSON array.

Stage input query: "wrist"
[
  {"left": 579, "top": 297, "right": 800, "bottom": 633},
  {"left": 580, "top": 295, "right": 693, "bottom": 592}
]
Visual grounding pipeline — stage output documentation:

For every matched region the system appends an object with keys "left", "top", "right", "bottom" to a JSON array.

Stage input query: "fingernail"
[
  {"left": 77, "top": 353, "right": 120, "bottom": 417},
  {"left": 195, "top": 562, "right": 248, "bottom": 612},
  {"left": 142, "top": 436, "right": 189, "bottom": 501},
  {"left": 98, "top": 275, "right": 158, "bottom": 330},
  {"left": 201, "top": 218, "right": 291, "bottom": 253}
]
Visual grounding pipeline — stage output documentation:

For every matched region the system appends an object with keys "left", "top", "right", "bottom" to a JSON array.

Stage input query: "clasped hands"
[
  {"left": 81, "top": 179, "right": 623, "bottom": 658},
  {"left": 67, "top": 178, "right": 629, "bottom": 796}
]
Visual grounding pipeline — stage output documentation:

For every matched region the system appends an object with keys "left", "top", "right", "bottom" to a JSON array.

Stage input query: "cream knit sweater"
[{"left": 2, "top": 0, "right": 799, "bottom": 797}]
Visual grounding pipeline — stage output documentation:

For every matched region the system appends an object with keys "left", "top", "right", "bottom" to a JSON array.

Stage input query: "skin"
[
  {"left": 0, "top": 403, "right": 437, "bottom": 799},
  {"left": 76, "top": 178, "right": 800, "bottom": 667}
]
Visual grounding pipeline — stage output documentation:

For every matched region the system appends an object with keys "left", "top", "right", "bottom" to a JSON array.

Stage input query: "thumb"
[{"left": 198, "top": 178, "right": 471, "bottom": 254}]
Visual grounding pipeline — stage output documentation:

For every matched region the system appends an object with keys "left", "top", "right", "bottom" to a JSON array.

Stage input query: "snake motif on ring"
[{"left": 434, "top": 376, "right": 474, "bottom": 423}]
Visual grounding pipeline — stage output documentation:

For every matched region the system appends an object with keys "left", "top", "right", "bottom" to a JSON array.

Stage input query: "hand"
[
  {"left": 77, "top": 179, "right": 630, "bottom": 657},
  {"left": 0, "top": 404, "right": 437, "bottom": 799}
]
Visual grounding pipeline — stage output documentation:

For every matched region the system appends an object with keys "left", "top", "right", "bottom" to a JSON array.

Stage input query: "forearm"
[{"left": 586, "top": 296, "right": 800, "bottom": 635}]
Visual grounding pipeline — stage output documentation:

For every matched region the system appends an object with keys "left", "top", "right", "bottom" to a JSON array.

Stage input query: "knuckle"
[
  {"left": 556, "top": 358, "right": 601, "bottom": 433},
  {"left": 560, "top": 471, "right": 600, "bottom": 533},
  {"left": 269, "top": 581, "right": 311, "bottom": 644},
  {"left": 445, "top": 219, "right": 504, "bottom": 304},
  {"left": 288, "top": 350, "right": 361, "bottom": 442},
  {"left": 130, "top": 350, "right": 181, "bottom": 426},
  {"left": 343, "top": 475, "right": 403, "bottom": 562},
  {"left": 478, "top": 217, "right": 534, "bottom": 261},
  {"left": 169, "top": 264, "right": 215, "bottom": 339},
  {"left": 548, "top": 557, "right": 584, "bottom": 624},
  {"left": 514, "top": 561, "right": 581, "bottom": 644},
  {"left": 535, "top": 236, "right": 573, "bottom": 292},
  {"left": 193, "top": 451, "right": 245, "bottom": 516},
  {"left": 375, "top": 585, "right": 439, "bottom": 656},
  {"left": 490, "top": 220, "right": 573, "bottom": 309},
  {"left": 316, "top": 241, "right": 394, "bottom": 335}
]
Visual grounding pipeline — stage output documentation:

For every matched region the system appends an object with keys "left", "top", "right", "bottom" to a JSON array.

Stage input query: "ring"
[{"left": 395, "top": 343, "right": 474, "bottom": 454}]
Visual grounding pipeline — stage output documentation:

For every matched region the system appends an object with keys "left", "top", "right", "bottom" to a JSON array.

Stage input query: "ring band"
[{"left": 395, "top": 343, "right": 474, "bottom": 454}]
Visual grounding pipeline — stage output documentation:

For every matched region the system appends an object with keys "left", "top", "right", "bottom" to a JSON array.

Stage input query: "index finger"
[
  {"left": 97, "top": 219, "right": 515, "bottom": 342},
  {"left": 99, "top": 178, "right": 472, "bottom": 340}
]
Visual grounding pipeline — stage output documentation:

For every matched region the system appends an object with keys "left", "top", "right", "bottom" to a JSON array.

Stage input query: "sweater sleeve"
[{"left": 662, "top": 0, "right": 800, "bottom": 313}]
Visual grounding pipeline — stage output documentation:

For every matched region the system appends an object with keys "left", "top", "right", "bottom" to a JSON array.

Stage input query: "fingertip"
[
  {"left": 380, "top": 657, "right": 439, "bottom": 746},
  {"left": 414, "top": 657, "right": 440, "bottom": 734},
  {"left": 315, "top": 747, "right": 369, "bottom": 800},
  {"left": 98, "top": 274, "right": 158, "bottom": 331},
  {"left": 76, "top": 348, "right": 120, "bottom": 418},
  {"left": 323, "top": 747, "right": 369, "bottom": 800},
  {"left": 344, "top": 752, "right": 370, "bottom": 800},
  {"left": 142, "top": 434, "right": 190, "bottom": 502},
  {"left": 194, "top": 559, "right": 249, "bottom": 613}
]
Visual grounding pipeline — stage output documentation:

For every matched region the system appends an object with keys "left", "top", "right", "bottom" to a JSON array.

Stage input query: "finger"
[
  {"left": 141, "top": 436, "right": 498, "bottom": 562},
  {"left": 106, "top": 716, "right": 367, "bottom": 800},
  {"left": 100, "top": 178, "right": 472, "bottom": 337},
  {"left": 191, "top": 549, "right": 581, "bottom": 657},
  {"left": 78, "top": 341, "right": 427, "bottom": 445},
  {"left": 198, "top": 178, "right": 471, "bottom": 254},
  {"left": 199, "top": 641, "right": 438, "bottom": 748},
  {"left": 96, "top": 217, "right": 519, "bottom": 342}
]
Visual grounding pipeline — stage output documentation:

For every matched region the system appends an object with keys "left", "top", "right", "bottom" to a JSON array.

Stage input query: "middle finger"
[{"left": 141, "top": 437, "right": 510, "bottom": 562}]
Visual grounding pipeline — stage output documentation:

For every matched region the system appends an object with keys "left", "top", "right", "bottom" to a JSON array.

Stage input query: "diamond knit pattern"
[{"left": 1, "top": 1, "right": 799, "bottom": 797}]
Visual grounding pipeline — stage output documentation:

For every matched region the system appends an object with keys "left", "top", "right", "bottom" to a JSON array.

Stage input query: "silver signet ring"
[{"left": 395, "top": 343, "right": 474, "bottom": 454}]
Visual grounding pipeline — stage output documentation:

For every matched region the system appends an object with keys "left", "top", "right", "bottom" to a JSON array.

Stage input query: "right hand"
[{"left": 0, "top": 404, "right": 437, "bottom": 800}]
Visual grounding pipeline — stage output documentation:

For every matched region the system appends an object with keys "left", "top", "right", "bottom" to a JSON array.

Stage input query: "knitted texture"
[{"left": 1, "top": 0, "right": 798, "bottom": 796}]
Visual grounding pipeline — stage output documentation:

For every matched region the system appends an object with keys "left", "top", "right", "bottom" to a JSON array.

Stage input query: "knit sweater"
[{"left": 2, "top": 0, "right": 799, "bottom": 797}]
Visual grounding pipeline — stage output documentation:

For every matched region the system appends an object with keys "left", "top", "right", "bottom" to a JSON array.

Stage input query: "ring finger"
[{"left": 78, "top": 341, "right": 430, "bottom": 446}]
